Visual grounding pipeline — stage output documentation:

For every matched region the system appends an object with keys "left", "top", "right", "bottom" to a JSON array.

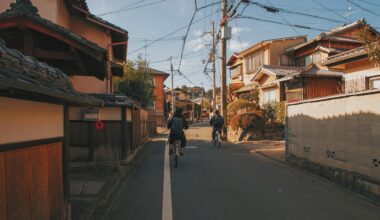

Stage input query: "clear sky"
[{"left": 87, "top": 0, "right": 380, "bottom": 89}]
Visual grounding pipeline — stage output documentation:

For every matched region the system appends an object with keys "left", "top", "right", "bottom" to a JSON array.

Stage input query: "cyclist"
[
  {"left": 167, "top": 108, "right": 189, "bottom": 156},
  {"left": 210, "top": 110, "right": 224, "bottom": 143}
]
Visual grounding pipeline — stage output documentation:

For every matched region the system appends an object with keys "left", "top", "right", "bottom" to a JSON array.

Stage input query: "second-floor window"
[
  {"left": 230, "top": 65, "right": 242, "bottom": 78},
  {"left": 263, "top": 89, "right": 276, "bottom": 104},
  {"left": 245, "top": 50, "right": 264, "bottom": 74}
]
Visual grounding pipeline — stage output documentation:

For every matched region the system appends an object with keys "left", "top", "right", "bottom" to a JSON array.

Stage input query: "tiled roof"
[
  {"left": 323, "top": 18, "right": 377, "bottom": 36},
  {"left": 288, "top": 36, "right": 362, "bottom": 52},
  {"left": 147, "top": 67, "right": 169, "bottom": 76},
  {"left": 0, "top": 38, "right": 103, "bottom": 106},
  {"left": 259, "top": 65, "right": 302, "bottom": 76},
  {"left": 287, "top": 19, "right": 373, "bottom": 52},
  {"left": 254, "top": 64, "right": 343, "bottom": 82},
  {"left": 238, "top": 35, "right": 306, "bottom": 56},
  {"left": 233, "top": 83, "right": 257, "bottom": 93},
  {"left": 90, "top": 93, "right": 139, "bottom": 107},
  {"left": 65, "top": 0, "right": 128, "bottom": 34},
  {"left": 66, "top": 0, "right": 89, "bottom": 11},
  {"left": 322, "top": 45, "right": 369, "bottom": 66},
  {"left": 0, "top": 0, "right": 106, "bottom": 54}
]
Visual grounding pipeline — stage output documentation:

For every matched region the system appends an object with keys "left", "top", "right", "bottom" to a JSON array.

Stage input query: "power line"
[
  {"left": 266, "top": 0, "right": 301, "bottom": 35},
  {"left": 128, "top": 11, "right": 216, "bottom": 55},
  {"left": 236, "top": 15, "right": 328, "bottom": 32},
  {"left": 358, "top": 0, "right": 380, "bottom": 7},
  {"left": 310, "top": 0, "right": 350, "bottom": 22},
  {"left": 98, "top": 0, "right": 167, "bottom": 16},
  {"left": 346, "top": 0, "right": 380, "bottom": 17},
  {"left": 178, "top": 9, "right": 197, "bottom": 71},
  {"left": 249, "top": 1, "right": 347, "bottom": 24}
]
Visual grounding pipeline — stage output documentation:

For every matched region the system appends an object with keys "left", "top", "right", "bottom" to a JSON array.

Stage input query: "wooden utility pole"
[
  {"left": 200, "top": 90, "right": 204, "bottom": 122},
  {"left": 220, "top": 0, "right": 228, "bottom": 138},
  {"left": 170, "top": 56, "right": 175, "bottom": 114},
  {"left": 211, "top": 21, "right": 217, "bottom": 114}
]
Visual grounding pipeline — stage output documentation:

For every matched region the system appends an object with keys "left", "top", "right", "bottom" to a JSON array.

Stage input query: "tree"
[
  {"left": 358, "top": 26, "right": 380, "bottom": 66},
  {"left": 115, "top": 56, "right": 154, "bottom": 107}
]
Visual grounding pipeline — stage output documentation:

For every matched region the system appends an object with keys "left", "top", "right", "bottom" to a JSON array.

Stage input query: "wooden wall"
[
  {"left": 303, "top": 77, "right": 342, "bottom": 99},
  {"left": 69, "top": 121, "right": 132, "bottom": 162},
  {"left": 0, "top": 142, "right": 65, "bottom": 220}
]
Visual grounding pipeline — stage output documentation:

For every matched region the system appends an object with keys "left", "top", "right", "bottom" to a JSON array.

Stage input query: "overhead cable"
[
  {"left": 236, "top": 16, "right": 328, "bottom": 31},
  {"left": 249, "top": 1, "right": 347, "bottom": 24}
]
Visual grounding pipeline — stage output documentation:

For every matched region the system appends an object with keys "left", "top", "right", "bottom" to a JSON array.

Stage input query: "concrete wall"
[
  {"left": 287, "top": 90, "right": 380, "bottom": 183},
  {"left": 0, "top": 97, "right": 63, "bottom": 144}
]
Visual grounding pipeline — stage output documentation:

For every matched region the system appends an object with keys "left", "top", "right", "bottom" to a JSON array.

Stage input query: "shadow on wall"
[{"left": 288, "top": 112, "right": 380, "bottom": 201}]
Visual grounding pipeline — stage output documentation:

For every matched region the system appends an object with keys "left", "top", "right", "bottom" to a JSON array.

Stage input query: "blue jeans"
[{"left": 212, "top": 127, "right": 222, "bottom": 141}]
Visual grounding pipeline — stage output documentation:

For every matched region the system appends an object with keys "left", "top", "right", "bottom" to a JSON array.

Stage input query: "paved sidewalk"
[{"left": 70, "top": 167, "right": 129, "bottom": 220}]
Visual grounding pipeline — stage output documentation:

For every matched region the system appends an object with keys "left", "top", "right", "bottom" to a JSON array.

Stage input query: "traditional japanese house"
[
  {"left": 0, "top": 0, "right": 127, "bottom": 94},
  {"left": 227, "top": 35, "right": 306, "bottom": 100},
  {"left": 0, "top": 1, "right": 148, "bottom": 163},
  {"left": 322, "top": 44, "right": 380, "bottom": 93},
  {"left": 0, "top": 39, "right": 102, "bottom": 219},
  {"left": 252, "top": 64, "right": 343, "bottom": 105},
  {"left": 286, "top": 18, "right": 377, "bottom": 67}
]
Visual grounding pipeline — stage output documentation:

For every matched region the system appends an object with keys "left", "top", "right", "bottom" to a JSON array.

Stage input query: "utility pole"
[
  {"left": 200, "top": 90, "right": 204, "bottom": 122},
  {"left": 220, "top": 0, "right": 228, "bottom": 139},
  {"left": 211, "top": 21, "right": 217, "bottom": 114},
  {"left": 170, "top": 56, "right": 175, "bottom": 114}
]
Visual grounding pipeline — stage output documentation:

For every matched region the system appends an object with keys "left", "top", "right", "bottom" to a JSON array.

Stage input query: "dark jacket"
[
  {"left": 210, "top": 115, "right": 224, "bottom": 128},
  {"left": 167, "top": 115, "right": 189, "bottom": 133}
]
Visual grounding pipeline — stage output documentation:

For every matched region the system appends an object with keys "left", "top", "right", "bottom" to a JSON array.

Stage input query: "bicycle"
[
  {"left": 214, "top": 129, "right": 221, "bottom": 149},
  {"left": 171, "top": 139, "right": 181, "bottom": 168}
]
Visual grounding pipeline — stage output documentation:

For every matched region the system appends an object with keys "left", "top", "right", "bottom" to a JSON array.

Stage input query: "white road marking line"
[{"left": 162, "top": 142, "right": 173, "bottom": 220}]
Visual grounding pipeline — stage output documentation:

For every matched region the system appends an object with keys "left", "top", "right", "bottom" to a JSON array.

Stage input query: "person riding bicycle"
[
  {"left": 167, "top": 108, "right": 189, "bottom": 156},
  {"left": 210, "top": 110, "right": 224, "bottom": 143}
]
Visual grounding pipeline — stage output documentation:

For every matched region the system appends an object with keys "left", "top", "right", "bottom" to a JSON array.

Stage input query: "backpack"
[
  {"left": 170, "top": 116, "right": 184, "bottom": 134},
  {"left": 214, "top": 116, "right": 224, "bottom": 127}
]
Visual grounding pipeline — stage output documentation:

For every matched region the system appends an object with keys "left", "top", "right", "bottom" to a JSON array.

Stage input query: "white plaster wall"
[
  {"left": 344, "top": 67, "right": 380, "bottom": 93},
  {"left": 0, "top": 97, "right": 63, "bottom": 144}
]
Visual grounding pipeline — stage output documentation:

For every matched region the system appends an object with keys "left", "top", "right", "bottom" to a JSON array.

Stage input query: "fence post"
[
  {"left": 121, "top": 107, "right": 127, "bottom": 160},
  {"left": 285, "top": 102, "right": 289, "bottom": 162}
]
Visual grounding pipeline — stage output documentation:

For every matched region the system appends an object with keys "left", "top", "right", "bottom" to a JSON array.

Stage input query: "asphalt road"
[{"left": 105, "top": 122, "right": 380, "bottom": 220}]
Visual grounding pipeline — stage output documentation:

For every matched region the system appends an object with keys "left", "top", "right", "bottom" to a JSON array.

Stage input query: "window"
[
  {"left": 230, "top": 65, "right": 242, "bottom": 78},
  {"left": 369, "top": 76, "right": 380, "bottom": 90},
  {"left": 244, "top": 50, "right": 264, "bottom": 74},
  {"left": 305, "top": 54, "right": 313, "bottom": 66},
  {"left": 295, "top": 57, "right": 305, "bottom": 67},
  {"left": 263, "top": 89, "right": 276, "bottom": 104}
]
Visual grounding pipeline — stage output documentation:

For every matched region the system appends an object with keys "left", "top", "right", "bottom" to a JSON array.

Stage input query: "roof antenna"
[{"left": 348, "top": 0, "right": 352, "bottom": 23}]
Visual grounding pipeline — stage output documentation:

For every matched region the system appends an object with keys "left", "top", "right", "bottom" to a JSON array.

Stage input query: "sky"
[{"left": 87, "top": 0, "right": 380, "bottom": 90}]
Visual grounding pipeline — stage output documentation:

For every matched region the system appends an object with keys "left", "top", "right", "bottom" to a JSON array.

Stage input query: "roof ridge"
[{"left": 7, "top": 0, "right": 39, "bottom": 16}]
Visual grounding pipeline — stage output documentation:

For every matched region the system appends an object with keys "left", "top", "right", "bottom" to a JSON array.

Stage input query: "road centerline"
[{"left": 162, "top": 142, "right": 173, "bottom": 220}]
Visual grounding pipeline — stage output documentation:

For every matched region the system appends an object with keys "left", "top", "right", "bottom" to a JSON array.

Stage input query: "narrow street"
[{"left": 104, "top": 122, "right": 380, "bottom": 220}]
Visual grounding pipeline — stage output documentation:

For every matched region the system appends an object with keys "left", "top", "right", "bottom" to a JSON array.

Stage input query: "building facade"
[{"left": 228, "top": 35, "right": 306, "bottom": 100}]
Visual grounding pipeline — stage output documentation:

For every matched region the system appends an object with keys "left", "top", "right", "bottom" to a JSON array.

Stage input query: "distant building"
[{"left": 146, "top": 67, "right": 169, "bottom": 126}]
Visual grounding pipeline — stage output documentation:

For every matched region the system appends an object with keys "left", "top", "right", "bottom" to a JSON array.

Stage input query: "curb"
[{"left": 254, "top": 151, "right": 380, "bottom": 208}]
